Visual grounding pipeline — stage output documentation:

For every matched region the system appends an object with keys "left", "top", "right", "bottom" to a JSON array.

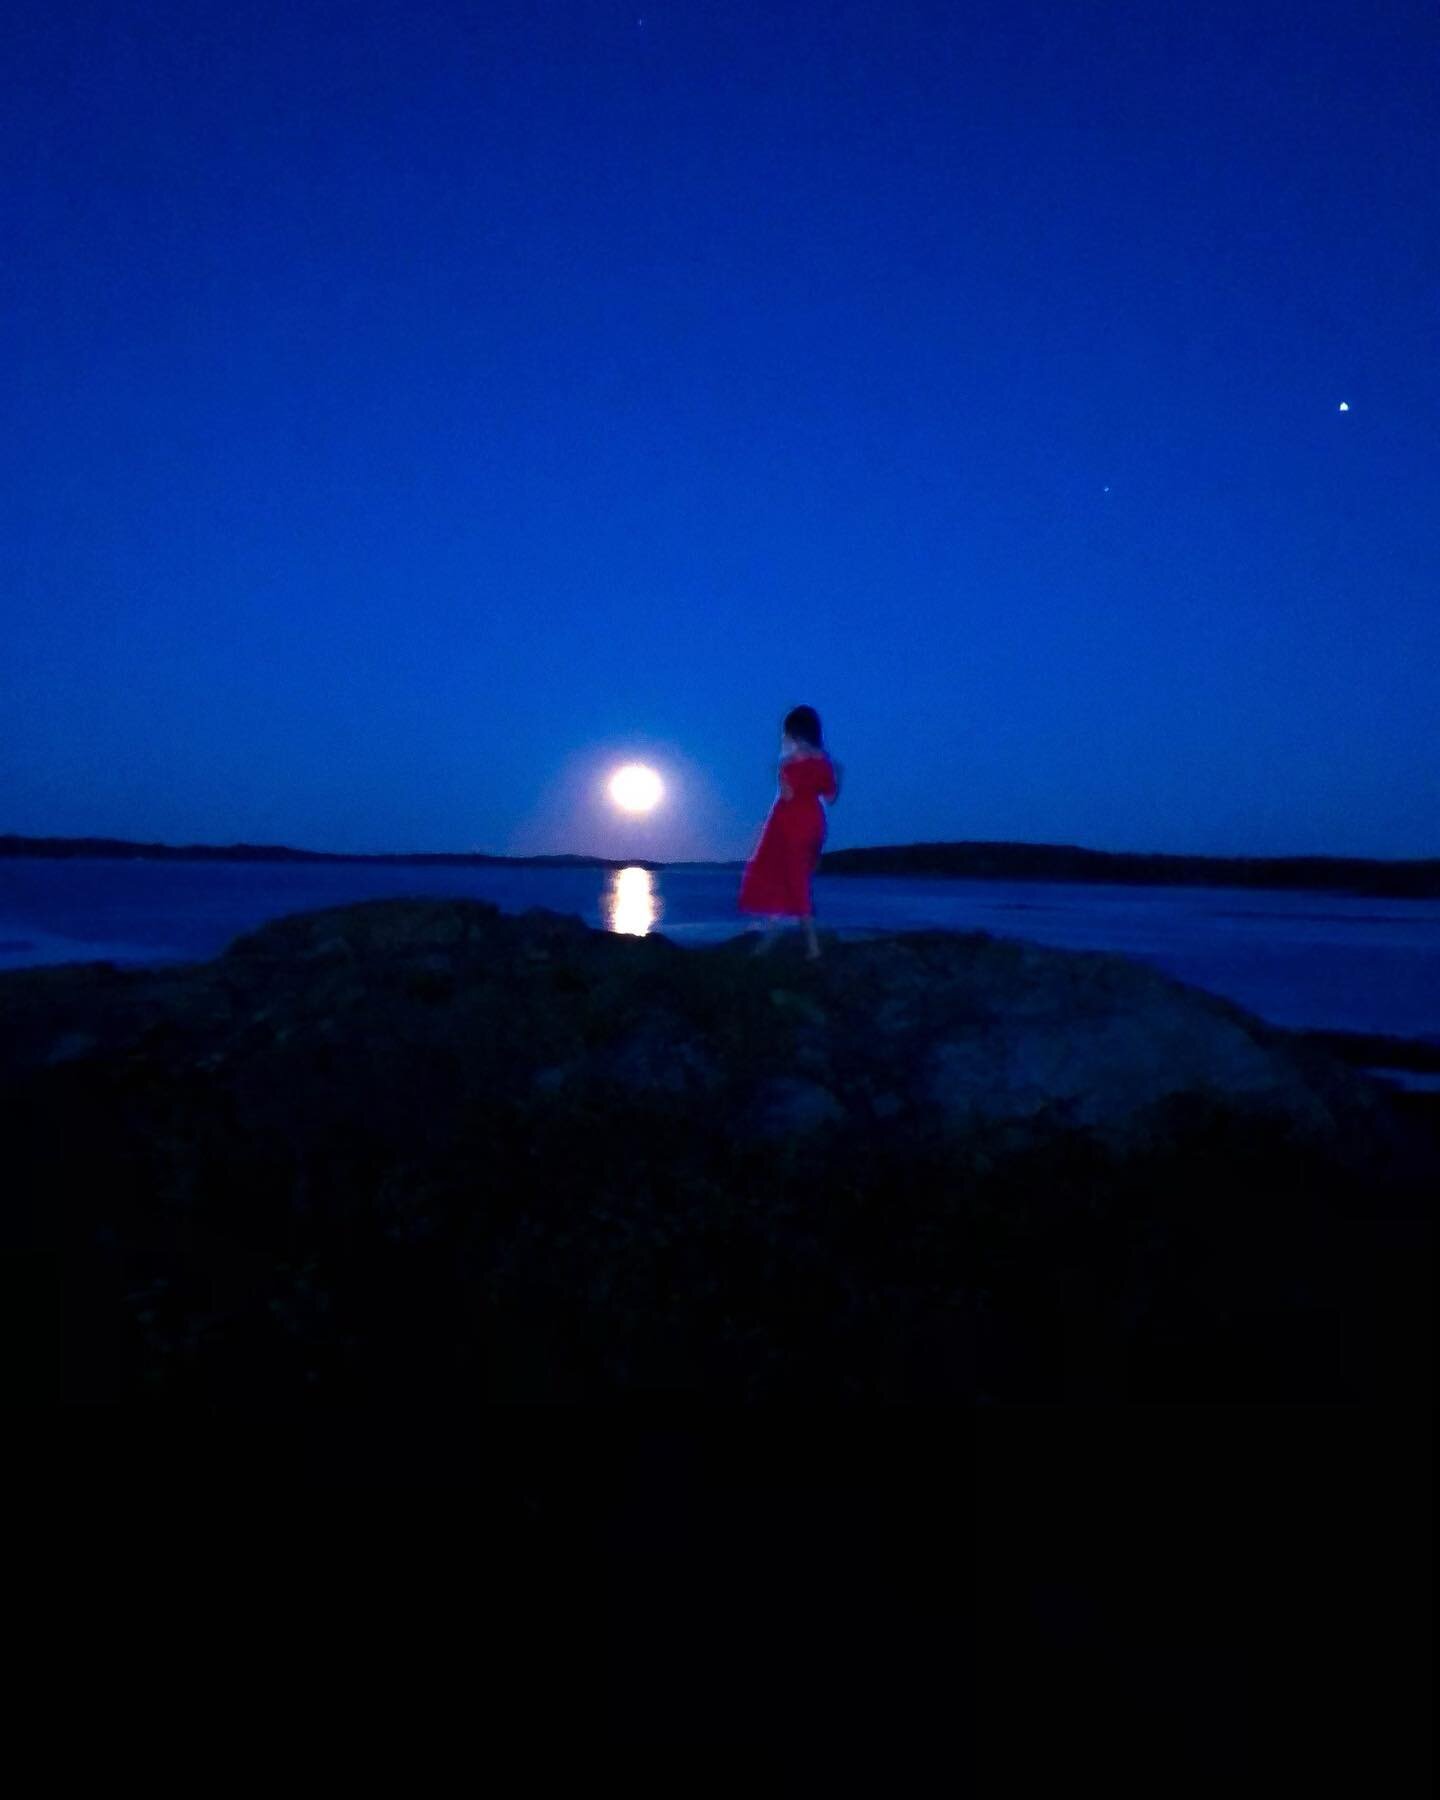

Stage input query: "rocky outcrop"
[{"left": 3, "top": 899, "right": 1432, "bottom": 1403}]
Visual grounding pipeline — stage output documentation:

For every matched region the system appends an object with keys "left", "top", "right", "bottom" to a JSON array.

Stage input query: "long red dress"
[{"left": 738, "top": 752, "right": 838, "bottom": 919}]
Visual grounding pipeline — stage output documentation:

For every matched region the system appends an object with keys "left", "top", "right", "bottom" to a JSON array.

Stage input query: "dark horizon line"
[
  {"left": 2, "top": 830, "right": 1438, "bottom": 893},
  {"left": 820, "top": 840, "right": 1440, "bottom": 899},
  {"left": 0, "top": 833, "right": 733, "bottom": 871}
]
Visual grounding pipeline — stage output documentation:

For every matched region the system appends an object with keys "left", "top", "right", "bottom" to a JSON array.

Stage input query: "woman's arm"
[{"left": 828, "top": 759, "right": 844, "bottom": 802}]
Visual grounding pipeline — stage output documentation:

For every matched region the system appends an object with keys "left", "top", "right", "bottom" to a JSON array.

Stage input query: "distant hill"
[
  {"left": 819, "top": 840, "right": 1440, "bottom": 899},
  {"left": 4, "top": 833, "right": 1436, "bottom": 897},
  {"left": 0, "top": 834, "right": 654, "bottom": 871}
]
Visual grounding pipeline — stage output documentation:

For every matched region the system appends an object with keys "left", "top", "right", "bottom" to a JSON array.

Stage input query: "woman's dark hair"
[{"left": 783, "top": 705, "right": 823, "bottom": 747}]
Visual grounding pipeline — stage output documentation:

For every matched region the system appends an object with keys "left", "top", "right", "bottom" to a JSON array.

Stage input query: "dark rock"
[
  {"left": 925, "top": 1004, "right": 1333, "bottom": 1154},
  {"left": 594, "top": 1016, "right": 719, "bottom": 1097},
  {"left": 2, "top": 896, "right": 1433, "bottom": 1405},
  {"left": 768, "top": 987, "right": 829, "bottom": 1028},
  {"left": 744, "top": 1076, "right": 846, "bottom": 1139},
  {"left": 225, "top": 897, "right": 503, "bottom": 961}
]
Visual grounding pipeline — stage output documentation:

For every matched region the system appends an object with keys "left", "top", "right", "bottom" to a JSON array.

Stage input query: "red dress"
[{"left": 738, "top": 753, "right": 838, "bottom": 919}]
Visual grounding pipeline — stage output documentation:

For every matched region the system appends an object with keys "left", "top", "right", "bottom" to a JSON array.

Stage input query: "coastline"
[
  {"left": 820, "top": 841, "right": 1440, "bottom": 900},
  {"left": 5, "top": 833, "right": 1437, "bottom": 897},
  {"left": 5, "top": 852, "right": 1439, "bottom": 1061},
  {"left": 0, "top": 835, "right": 668, "bottom": 871}
]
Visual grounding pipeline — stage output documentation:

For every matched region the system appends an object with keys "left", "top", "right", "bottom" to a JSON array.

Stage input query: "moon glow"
[
  {"left": 607, "top": 865, "right": 658, "bottom": 935},
  {"left": 608, "top": 763, "right": 664, "bottom": 813}
]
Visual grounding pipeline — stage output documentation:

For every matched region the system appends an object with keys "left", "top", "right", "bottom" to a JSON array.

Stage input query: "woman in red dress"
[{"left": 739, "top": 705, "right": 842, "bottom": 960}]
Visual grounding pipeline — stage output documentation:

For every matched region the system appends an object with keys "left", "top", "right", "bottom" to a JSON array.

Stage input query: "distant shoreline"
[
  {"left": 0, "top": 835, "right": 735, "bottom": 873},
  {"left": 3, "top": 833, "right": 1437, "bottom": 897},
  {"left": 820, "top": 841, "right": 1440, "bottom": 900}
]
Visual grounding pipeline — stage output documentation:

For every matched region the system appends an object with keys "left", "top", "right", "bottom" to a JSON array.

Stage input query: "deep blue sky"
[{"left": 4, "top": 0, "right": 1437, "bottom": 860}]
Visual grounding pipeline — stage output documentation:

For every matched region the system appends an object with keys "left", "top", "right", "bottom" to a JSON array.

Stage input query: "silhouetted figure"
[{"left": 739, "top": 705, "right": 842, "bottom": 960}]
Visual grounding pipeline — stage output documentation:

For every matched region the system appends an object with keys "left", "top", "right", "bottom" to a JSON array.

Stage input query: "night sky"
[{"left": 4, "top": 0, "right": 1437, "bottom": 861}]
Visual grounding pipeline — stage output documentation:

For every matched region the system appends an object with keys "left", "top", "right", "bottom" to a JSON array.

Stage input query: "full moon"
[{"left": 608, "top": 763, "right": 664, "bottom": 813}]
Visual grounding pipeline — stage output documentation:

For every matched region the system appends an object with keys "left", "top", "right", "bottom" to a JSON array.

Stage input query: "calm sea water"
[{"left": 2, "top": 857, "right": 1438, "bottom": 1052}]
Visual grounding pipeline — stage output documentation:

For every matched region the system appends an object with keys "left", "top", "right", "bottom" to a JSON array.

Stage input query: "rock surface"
[{"left": 3, "top": 899, "right": 1432, "bottom": 1402}]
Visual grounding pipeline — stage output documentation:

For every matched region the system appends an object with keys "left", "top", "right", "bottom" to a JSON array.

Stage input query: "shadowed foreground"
[{"left": 4, "top": 898, "right": 1433, "bottom": 1402}]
